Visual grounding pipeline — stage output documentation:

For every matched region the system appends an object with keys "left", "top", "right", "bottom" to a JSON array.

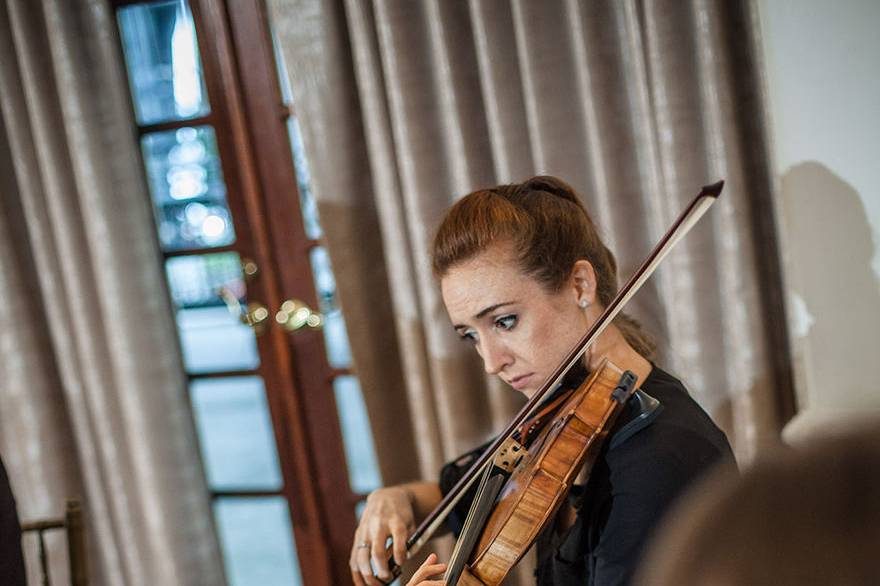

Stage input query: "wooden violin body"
[{"left": 454, "top": 360, "right": 636, "bottom": 585}]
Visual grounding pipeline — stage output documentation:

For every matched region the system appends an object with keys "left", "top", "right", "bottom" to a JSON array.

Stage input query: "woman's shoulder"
[
  {"left": 641, "top": 365, "right": 729, "bottom": 434},
  {"left": 606, "top": 364, "right": 736, "bottom": 477},
  {"left": 640, "top": 364, "right": 694, "bottom": 399}
]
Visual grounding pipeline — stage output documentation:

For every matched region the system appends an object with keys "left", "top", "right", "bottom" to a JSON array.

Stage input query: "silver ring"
[{"left": 357, "top": 541, "right": 370, "bottom": 549}]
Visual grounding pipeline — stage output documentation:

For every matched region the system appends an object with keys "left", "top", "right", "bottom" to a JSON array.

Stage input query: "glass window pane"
[
  {"left": 334, "top": 376, "right": 381, "bottom": 494},
  {"left": 322, "top": 310, "right": 352, "bottom": 370},
  {"left": 117, "top": 0, "right": 210, "bottom": 125},
  {"left": 142, "top": 126, "right": 235, "bottom": 251},
  {"left": 166, "top": 253, "right": 259, "bottom": 372},
  {"left": 166, "top": 252, "right": 242, "bottom": 308},
  {"left": 286, "top": 117, "right": 322, "bottom": 240},
  {"left": 271, "top": 30, "right": 293, "bottom": 105},
  {"left": 177, "top": 306, "right": 259, "bottom": 373},
  {"left": 191, "top": 377, "right": 282, "bottom": 490},
  {"left": 214, "top": 497, "right": 302, "bottom": 586},
  {"left": 310, "top": 247, "right": 352, "bottom": 368}
]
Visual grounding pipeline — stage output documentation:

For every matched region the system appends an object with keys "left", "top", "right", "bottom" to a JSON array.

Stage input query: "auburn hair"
[{"left": 431, "top": 175, "right": 655, "bottom": 358}]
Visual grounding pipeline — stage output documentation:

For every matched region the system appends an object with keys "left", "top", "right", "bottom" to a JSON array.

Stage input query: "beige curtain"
[
  {"left": 0, "top": 1, "right": 225, "bottom": 585},
  {"left": 271, "top": 0, "right": 791, "bottom": 491}
]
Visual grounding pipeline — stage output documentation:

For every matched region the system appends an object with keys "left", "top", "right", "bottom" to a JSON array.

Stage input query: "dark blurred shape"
[
  {"left": 636, "top": 424, "right": 880, "bottom": 586},
  {"left": 0, "top": 456, "right": 25, "bottom": 586}
]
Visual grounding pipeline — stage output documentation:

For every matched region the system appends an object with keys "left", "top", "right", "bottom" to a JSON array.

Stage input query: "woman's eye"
[
  {"left": 494, "top": 315, "right": 517, "bottom": 331},
  {"left": 460, "top": 330, "right": 478, "bottom": 344}
]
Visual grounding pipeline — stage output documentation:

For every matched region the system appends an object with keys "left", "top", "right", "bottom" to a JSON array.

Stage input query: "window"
[{"left": 113, "top": 1, "right": 381, "bottom": 583}]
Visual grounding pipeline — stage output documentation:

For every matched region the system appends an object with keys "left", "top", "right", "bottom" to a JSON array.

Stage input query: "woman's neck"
[{"left": 587, "top": 324, "right": 653, "bottom": 386}]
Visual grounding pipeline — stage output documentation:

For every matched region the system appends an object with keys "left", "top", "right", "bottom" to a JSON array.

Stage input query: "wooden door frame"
[
  {"left": 219, "top": 1, "right": 359, "bottom": 579},
  {"left": 190, "top": 1, "right": 340, "bottom": 583},
  {"left": 194, "top": 0, "right": 357, "bottom": 583}
]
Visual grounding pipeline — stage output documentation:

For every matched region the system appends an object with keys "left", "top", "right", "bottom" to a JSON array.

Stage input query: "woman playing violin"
[{"left": 350, "top": 176, "right": 735, "bottom": 586}]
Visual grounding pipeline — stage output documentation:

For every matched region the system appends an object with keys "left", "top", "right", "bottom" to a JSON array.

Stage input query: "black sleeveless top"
[{"left": 439, "top": 365, "right": 735, "bottom": 586}]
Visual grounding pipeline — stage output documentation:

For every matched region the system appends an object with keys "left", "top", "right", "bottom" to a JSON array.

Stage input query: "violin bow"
[{"left": 385, "top": 180, "right": 724, "bottom": 579}]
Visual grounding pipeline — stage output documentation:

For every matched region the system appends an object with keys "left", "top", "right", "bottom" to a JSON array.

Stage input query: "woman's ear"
[{"left": 570, "top": 259, "right": 597, "bottom": 306}]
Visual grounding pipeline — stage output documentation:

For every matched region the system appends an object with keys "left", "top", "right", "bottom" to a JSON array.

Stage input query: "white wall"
[{"left": 757, "top": 0, "right": 880, "bottom": 439}]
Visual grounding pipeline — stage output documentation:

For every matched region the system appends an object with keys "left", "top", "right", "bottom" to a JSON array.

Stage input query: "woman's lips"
[{"left": 509, "top": 373, "right": 534, "bottom": 391}]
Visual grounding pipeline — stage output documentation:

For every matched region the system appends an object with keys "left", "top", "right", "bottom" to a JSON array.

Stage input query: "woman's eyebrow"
[{"left": 475, "top": 301, "right": 515, "bottom": 320}]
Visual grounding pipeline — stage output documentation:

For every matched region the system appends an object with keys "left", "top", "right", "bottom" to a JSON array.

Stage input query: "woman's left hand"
[{"left": 405, "top": 553, "right": 447, "bottom": 586}]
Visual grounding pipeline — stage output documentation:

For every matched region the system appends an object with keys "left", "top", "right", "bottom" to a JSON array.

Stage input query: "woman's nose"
[{"left": 480, "top": 340, "right": 511, "bottom": 375}]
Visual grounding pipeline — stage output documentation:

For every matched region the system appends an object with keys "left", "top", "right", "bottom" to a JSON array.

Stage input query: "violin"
[{"left": 384, "top": 181, "right": 724, "bottom": 585}]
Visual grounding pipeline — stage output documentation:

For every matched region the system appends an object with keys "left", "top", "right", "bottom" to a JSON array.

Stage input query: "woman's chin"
[
  {"left": 519, "top": 386, "right": 538, "bottom": 399},
  {"left": 505, "top": 381, "right": 534, "bottom": 398}
]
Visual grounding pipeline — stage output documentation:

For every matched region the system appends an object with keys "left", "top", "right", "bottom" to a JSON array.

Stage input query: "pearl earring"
[{"left": 578, "top": 299, "right": 590, "bottom": 309}]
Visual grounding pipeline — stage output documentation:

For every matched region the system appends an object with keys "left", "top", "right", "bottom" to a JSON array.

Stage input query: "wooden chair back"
[{"left": 20, "top": 499, "right": 88, "bottom": 586}]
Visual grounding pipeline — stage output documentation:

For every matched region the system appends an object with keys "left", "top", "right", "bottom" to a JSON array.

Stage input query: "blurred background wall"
[{"left": 756, "top": 0, "right": 880, "bottom": 441}]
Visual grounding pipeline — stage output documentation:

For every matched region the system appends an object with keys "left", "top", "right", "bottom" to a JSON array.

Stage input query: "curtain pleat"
[
  {"left": 0, "top": 1, "right": 226, "bottom": 584},
  {"left": 270, "top": 0, "right": 792, "bottom": 577}
]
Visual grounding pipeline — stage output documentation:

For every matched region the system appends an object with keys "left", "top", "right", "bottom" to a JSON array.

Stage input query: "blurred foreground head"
[{"left": 637, "top": 425, "right": 880, "bottom": 586}]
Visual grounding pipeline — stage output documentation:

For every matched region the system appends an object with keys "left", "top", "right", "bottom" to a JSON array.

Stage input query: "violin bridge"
[{"left": 494, "top": 438, "right": 527, "bottom": 473}]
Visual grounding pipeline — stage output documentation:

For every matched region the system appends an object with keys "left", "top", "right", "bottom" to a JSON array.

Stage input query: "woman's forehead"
[
  {"left": 440, "top": 249, "right": 546, "bottom": 318},
  {"left": 442, "top": 244, "right": 521, "bottom": 286}
]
